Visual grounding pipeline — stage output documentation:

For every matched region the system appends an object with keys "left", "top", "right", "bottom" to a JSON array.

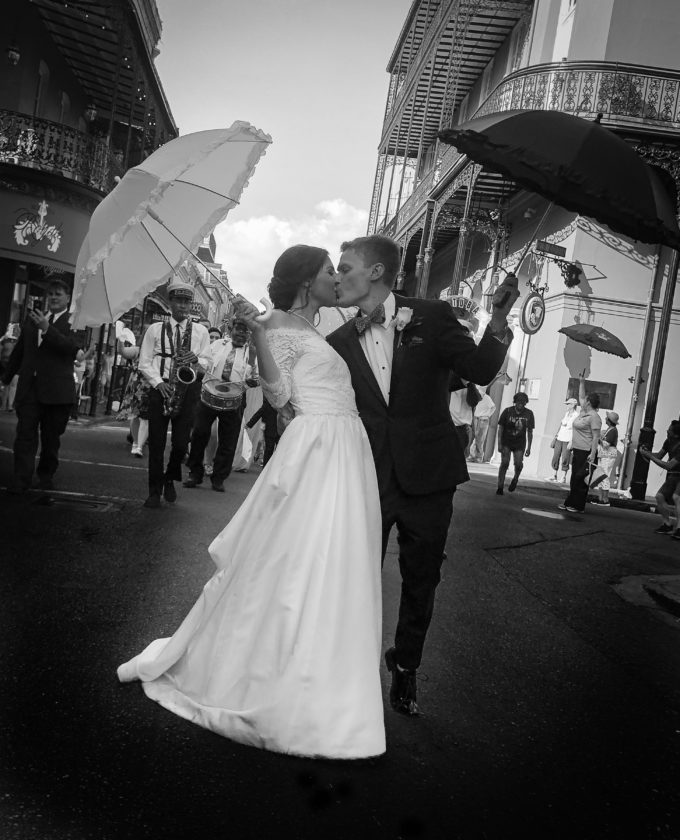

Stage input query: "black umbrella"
[
  {"left": 438, "top": 109, "right": 680, "bottom": 250},
  {"left": 558, "top": 323, "right": 631, "bottom": 359}
]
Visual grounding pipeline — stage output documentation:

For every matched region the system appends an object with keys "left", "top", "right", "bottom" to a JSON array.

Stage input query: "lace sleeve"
[{"left": 259, "top": 330, "right": 302, "bottom": 409}]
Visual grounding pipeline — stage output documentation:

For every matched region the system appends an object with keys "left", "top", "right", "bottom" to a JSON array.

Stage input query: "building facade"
[
  {"left": 0, "top": 0, "right": 178, "bottom": 411},
  {"left": 369, "top": 0, "right": 680, "bottom": 497}
]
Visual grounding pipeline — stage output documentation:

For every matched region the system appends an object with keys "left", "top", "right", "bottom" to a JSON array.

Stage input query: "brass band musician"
[
  {"left": 138, "top": 280, "right": 210, "bottom": 508},
  {"left": 184, "top": 318, "right": 258, "bottom": 493}
]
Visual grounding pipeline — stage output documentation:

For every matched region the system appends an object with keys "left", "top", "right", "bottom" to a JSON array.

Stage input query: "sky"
[{"left": 154, "top": 0, "right": 413, "bottom": 304}]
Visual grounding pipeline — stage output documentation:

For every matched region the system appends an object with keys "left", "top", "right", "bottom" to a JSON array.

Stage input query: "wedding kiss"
[{"left": 117, "top": 234, "right": 519, "bottom": 760}]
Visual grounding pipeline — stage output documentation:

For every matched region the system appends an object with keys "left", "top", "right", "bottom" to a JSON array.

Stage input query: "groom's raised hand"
[
  {"left": 488, "top": 273, "right": 520, "bottom": 334},
  {"left": 491, "top": 273, "right": 520, "bottom": 316}
]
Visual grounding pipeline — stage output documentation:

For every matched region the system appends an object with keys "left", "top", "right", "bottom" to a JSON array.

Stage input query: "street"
[{"left": 1, "top": 414, "right": 679, "bottom": 840}]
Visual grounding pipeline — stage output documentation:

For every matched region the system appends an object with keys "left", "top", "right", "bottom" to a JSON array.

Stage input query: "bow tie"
[{"left": 354, "top": 303, "right": 386, "bottom": 335}]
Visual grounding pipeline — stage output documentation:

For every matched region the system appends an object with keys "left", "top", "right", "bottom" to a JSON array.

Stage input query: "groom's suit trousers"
[{"left": 380, "top": 469, "right": 454, "bottom": 672}]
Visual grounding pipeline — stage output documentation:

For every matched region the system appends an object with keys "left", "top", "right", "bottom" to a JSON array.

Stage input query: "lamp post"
[{"left": 629, "top": 247, "right": 679, "bottom": 500}]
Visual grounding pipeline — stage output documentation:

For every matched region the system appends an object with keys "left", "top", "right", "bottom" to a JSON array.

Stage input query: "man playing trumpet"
[{"left": 138, "top": 279, "right": 210, "bottom": 508}]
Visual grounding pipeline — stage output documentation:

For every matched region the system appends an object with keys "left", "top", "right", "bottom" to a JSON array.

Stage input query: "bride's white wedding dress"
[{"left": 117, "top": 328, "right": 385, "bottom": 759}]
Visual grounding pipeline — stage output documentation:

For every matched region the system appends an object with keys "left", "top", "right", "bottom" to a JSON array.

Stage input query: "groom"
[{"left": 328, "top": 234, "right": 518, "bottom": 716}]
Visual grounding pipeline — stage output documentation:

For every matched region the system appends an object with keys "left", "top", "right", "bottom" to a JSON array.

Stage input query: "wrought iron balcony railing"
[
  {"left": 475, "top": 61, "right": 680, "bottom": 132},
  {"left": 377, "top": 60, "right": 680, "bottom": 237},
  {"left": 0, "top": 109, "right": 123, "bottom": 194}
]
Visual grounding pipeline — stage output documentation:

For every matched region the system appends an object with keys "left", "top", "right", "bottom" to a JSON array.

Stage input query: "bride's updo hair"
[{"left": 268, "top": 245, "right": 329, "bottom": 311}]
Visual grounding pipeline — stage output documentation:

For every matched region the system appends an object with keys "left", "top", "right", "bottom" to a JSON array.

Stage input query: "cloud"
[{"left": 212, "top": 199, "right": 368, "bottom": 303}]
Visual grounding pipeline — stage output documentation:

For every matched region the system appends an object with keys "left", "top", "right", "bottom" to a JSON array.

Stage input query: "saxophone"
[{"left": 163, "top": 320, "right": 196, "bottom": 417}]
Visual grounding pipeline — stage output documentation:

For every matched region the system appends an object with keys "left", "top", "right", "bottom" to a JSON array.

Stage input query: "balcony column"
[
  {"left": 449, "top": 165, "right": 481, "bottom": 296},
  {"left": 419, "top": 248, "right": 435, "bottom": 298},
  {"left": 367, "top": 150, "right": 388, "bottom": 234},
  {"left": 384, "top": 122, "right": 400, "bottom": 223},
  {"left": 414, "top": 56, "right": 434, "bottom": 183},
  {"left": 394, "top": 95, "right": 415, "bottom": 220}
]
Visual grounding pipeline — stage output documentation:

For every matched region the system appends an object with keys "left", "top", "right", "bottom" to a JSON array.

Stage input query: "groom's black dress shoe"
[{"left": 385, "top": 647, "right": 420, "bottom": 716}]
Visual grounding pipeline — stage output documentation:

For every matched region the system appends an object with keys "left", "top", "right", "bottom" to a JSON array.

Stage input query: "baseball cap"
[{"left": 565, "top": 397, "right": 578, "bottom": 406}]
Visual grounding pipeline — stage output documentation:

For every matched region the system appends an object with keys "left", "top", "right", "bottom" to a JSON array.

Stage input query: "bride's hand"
[{"left": 232, "top": 295, "right": 264, "bottom": 330}]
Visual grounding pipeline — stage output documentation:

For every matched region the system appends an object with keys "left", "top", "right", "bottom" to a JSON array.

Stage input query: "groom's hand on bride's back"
[{"left": 277, "top": 403, "right": 295, "bottom": 435}]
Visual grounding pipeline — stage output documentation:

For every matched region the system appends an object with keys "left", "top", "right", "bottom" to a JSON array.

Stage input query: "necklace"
[{"left": 288, "top": 310, "right": 319, "bottom": 332}]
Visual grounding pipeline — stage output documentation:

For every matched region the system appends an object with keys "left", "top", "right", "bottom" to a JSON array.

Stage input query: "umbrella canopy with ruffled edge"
[
  {"left": 70, "top": 121, "right": 271, "bottom": 330},
  {"left": 558, "top": 323, "right": 631, "bottom": 358},
  {"left": 438, "top": 109, "right": 680, "bottom": 250}
]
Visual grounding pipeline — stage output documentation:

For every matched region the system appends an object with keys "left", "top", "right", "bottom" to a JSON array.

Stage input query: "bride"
[{"left": 117, "top": 245, "right": 386, "bottom": 759}]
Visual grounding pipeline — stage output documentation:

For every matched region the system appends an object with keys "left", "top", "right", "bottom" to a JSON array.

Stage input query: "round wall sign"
[{"left": 520, "top": 292, "right": 545, "bottom": 334}]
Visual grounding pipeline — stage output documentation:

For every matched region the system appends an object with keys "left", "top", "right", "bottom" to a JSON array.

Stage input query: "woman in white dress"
[{"left": 117, "top": 245, "right": 385, "bottom": 759}]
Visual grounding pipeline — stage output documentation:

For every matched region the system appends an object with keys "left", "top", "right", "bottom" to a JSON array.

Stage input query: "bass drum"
[{"left": 200, "top": 380, "right": 245, "bottom": 412}]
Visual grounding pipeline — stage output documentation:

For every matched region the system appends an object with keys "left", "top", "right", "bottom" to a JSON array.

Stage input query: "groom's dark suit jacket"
[
  {"left": 327, "top": 294, "right": 509, "bottom": 496},
  {"left": 3, "top": 312, "right": 78, "bottom": 406}
]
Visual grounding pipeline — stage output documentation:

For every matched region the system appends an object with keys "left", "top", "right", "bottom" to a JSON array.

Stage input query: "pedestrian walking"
[
  {"left": 496, "top": 391, "right": 534, "bottom": 495},
  {"left": 549, "top": 397, "right": 579, "bottom": 482},
  {"left": 469, "top": 389, "right": 496, "bottom": 462},
  {"left": 449, "top": 375, "right": 479, "bottom": 454},
  {"left": 0, "top": 336, "right": 18, "bottom": 411},
  {"left": 558, "top": 374, "right": 602, "bottom": 513},
  {"left": 1, "top": 277, "right": 78, "bottom": 493},
  {"left": 639, "top": 419, "right": 680, "bottom": 539},
  {"left": 591, "top": 410, "right": 619, "bottom": 506}
]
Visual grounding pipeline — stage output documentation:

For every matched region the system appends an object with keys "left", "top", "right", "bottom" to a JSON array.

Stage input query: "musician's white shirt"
[
  {"left": 138, "top": 318, "right": 211, "bottom": 389},
  {"left": 209, "top": 339, "right": 255, "bottom": 382}
]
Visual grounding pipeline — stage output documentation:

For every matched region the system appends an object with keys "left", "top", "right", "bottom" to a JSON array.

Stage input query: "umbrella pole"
[
  {"left": 514, "top": 202, "right": 554, "bottom": 274},
  {"left": 494, "top": 201, "right": 554, "bottom": 307},
  {"left": 145, "top": 208, "right": 233, "bottom": 297}
]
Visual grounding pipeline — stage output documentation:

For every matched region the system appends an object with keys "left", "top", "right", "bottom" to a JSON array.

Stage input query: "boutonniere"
[
  {"left": 394, "top": 307, "right": 413, "bottom": 332},
  {"left": 393, "top": 309, "right": 424, "bottom": 348}
]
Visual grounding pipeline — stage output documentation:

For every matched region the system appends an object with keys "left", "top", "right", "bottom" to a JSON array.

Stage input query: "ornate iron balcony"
[
  {"left": 475, "top": 61, "right": 680, "bottom": 133},
  {"left": 0, "top": 109, "right": 123, "bottom": 194}
]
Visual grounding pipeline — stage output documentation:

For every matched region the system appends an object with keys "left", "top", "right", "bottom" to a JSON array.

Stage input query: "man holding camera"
[{"left": 2, "top": 276, "right": 78, "bottom": 494}]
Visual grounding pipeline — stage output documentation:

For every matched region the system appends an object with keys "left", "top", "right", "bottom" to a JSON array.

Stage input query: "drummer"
[{"left": 183, "top": 317, "right": 258, "bottom": 493}]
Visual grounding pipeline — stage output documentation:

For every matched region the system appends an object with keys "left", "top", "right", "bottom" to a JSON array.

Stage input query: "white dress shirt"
[
  {"left": 359, "top": 292, "right": 397, "bottom": 404},
  {"left": 208, "top": 339, "right": 254, "bottom": 382},
  {"left": 138, "top": 318, "right": 210, "bottom": 389}
]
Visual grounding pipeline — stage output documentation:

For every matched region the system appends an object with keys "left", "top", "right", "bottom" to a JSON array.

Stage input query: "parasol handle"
[
  {"left": 255, "top": 297, "right": 274, "bottom": 323},
  {"left": 493, "top": 201, "right": 555, "bottom": 308},
  {"left": 233, "top": 293, "right": 274, "bottom": 323}
]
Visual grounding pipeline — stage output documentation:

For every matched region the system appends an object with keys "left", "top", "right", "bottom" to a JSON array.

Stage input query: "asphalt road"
[{"left": 1, "top": 416, "right": 679, "bottom": 840}]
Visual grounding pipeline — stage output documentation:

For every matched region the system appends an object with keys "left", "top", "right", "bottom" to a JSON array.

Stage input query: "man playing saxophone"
[{"left": 138, "top": 280, "right": 211, "bottom": 508}]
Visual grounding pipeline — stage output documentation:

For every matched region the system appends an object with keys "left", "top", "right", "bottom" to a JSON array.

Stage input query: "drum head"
[{"left": 204, "top": 380, "right": 243, "bottom": 397}]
